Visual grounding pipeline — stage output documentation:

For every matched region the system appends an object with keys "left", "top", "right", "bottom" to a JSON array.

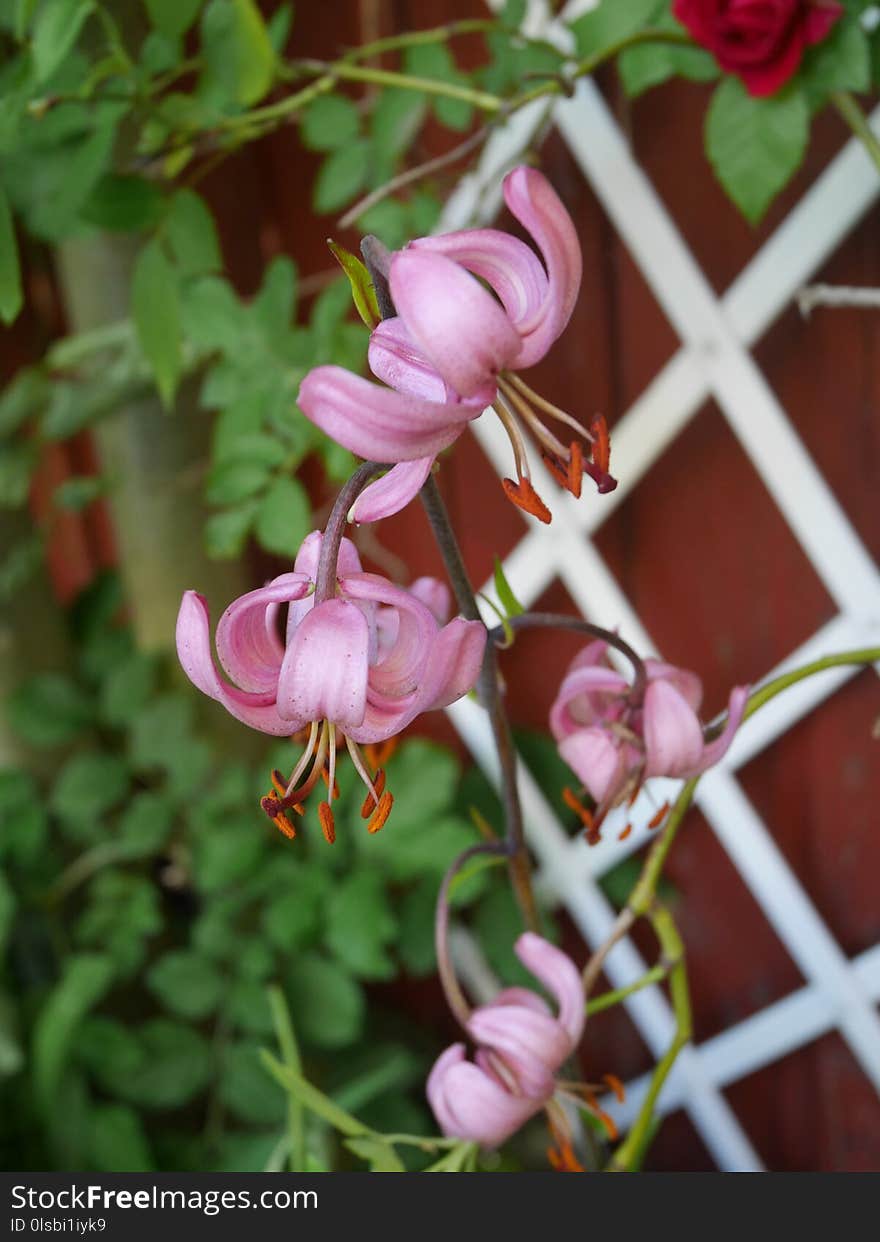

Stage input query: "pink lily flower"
[
  {"left": 427, "top": 933, "right": 587, "bottom": 1156},
  {"left": 298, "top": 166, "right": 615, "bottom": 526},
  {"left": 175, "top": 531, "right": 485, "bottom": 841},
  {"left": 550, "top": 641, "right": 749, "bottom": 841}
]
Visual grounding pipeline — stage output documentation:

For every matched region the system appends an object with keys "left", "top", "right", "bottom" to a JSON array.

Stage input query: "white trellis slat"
[{"left": 434, "top": 1, "right": 880, "bottom": 1171}]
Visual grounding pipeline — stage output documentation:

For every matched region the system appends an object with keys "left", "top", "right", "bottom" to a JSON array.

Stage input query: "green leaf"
[
  {"left": 327, "top": 240, "right": 380, "bottom": 329},
  {"left": 116, "top": 1019, "right": 211, "bottom": 1110},
  {"left": 252, "top": 255, "right": 298, "bottom": 339},
  {"left": 32, "top": 0, "right": 94, "bottom": 84},
  {"left": 0, "top": 769, "right": 48, "bottom": 865},
  {"left": 132, "top": 239, "right": 181, "bottom": 407},
  {"left": 267, "top": 2, "right": 294, "bottom": 54},
  {"left": 404, "top": 43, "right": 472, "bottom": 131},
  {"left": 800, "top": 15, "right": 870, "bottom": 107},
  {"left": 144, "top": 0, "right": 201, "bottom": 38},
  {"left": 261, "top": 881, "right": 326, "bottom": 953},
  {"left": 705, "top": 78, "right": 809, "bottom": 224},
  {"left": 206, "top": 458, "right": 271, "bottom": 505},
  {"left": 7, "top": 674, "right": 93, "bottom": 747},
  {"left": 80, "top": 175, "right": 164, "bottom": 232},
  {"left": 201, "top": 0, "right": 275, "bottom": 106},
  {"left": 165, "top": 188, "right": 223, "bottom": 276},
  {"left": 325, "top": 872, "right": 397, "bottom": 981},
  {"left": 396, "top": 878, "right": 436, "bottom": 976},
  {"left": 89, "top": 1104, "right": 155, "bottom": 1172},
  {"left": 254, "top": 475, "right": 310, "bottom": 557},
  {"left": 98, "top": 651, "right": 159, "bottom": 726},
  {"left": 345, "top": 1136, "right": 405, "bottom": 1172},
  {"left": 369, "top": 88, "right": 427, "bottom": 165},
  {"left": 32, "top": 954, "right": 113, "bottom": 1114},
  {"left": 180, "top": 274, "right": 242, "bottom": 350},
  {"left": 54, "top": 475, "right": 108, "bottom": 511},
  {"left": 0, "top": 440, "right": 37, "bottom": 507},
  {"left": 570, "top": 0, "right": 663, "bottom": 59},
  {"left": 51, "top": 753, "right": 130, "bottom": 839},
  {"left": 0, "top": 533, "right": 44, "bottom": 604},
  {"left": 619, "top": 24, "right": 717, "bottom": 98},
  {"left": 0, "top": 369, "right": 48, "bottom": 437},
  {"left": 117, "top": 790, "right": 174, "bottom": 855},
  {"left": 225, "top": 977, "right": 275, "bottom": 1035},
  {"left": 204, "top": 501, "right": 259, "bottom": 558},
  {"left": 301, "top": 95, "right": 361, "bottom": 151},
  {"left": 76, "top": 872, "right": 162, "bottom": 976},
  {"left": 193, "top": 821, "right": 265, "bottom": 893},
  {"left": 314, "top": 140, "right": 371, "bottom": 214},
  {"left": 220, "top": 1041, "right": 286, "bottom": 1125},
  {"left": 0, "top": 868, "right": 15, "bottom": 955},
  {"left": 493, "top": 555, "right": 524, "bottom": 617},
  {"left": 147, "top": 950, "right": 224, "bottom": 1020},
  {"left": 286, "top": 954, "right": 365, "bottom": 1049},
  {"left": 0, "top": 185, "right": 22, "bottom": 325}
]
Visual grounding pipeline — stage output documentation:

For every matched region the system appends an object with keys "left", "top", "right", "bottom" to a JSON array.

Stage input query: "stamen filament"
[
  {"left": 504, "top": 372, "right": 594, "bottom": 441},
  {"left": 493, "top": 395, "right": 532, "bottom": 482},
  {"left": 284, "top": 720, "right": 320, "bottom": 798},
  {"left": 345, "top": 733, "right": 381, "bottom": 810},
  {"left": 498, "top": 376, "right": 571, "bottom": 459}
]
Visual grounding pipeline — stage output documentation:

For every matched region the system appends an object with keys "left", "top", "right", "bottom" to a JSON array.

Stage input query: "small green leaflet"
[
  {"left": 327, "top": 240, "right": 380, "bottom": 329},
  {"left": 132, "top": 240, "right": 181, "bottom": 408},
  {"left": 493, "top": 555, "right": 525, "bottom": 617},
  {"left": 0, "top": 187, "right": 22, "bottom": 325}
]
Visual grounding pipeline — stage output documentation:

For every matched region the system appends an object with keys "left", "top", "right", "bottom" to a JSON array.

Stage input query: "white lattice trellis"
[{"left": 438, "top": 0, "right": 880, "bottom": 1171}]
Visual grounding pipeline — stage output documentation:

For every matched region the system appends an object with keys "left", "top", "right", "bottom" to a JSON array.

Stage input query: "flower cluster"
[
  {"left": 427, "top": 933, "right": 588, "bottom": 1161},
  {"left": 176, "top": 531, "right": 485, "bottom": 841},
  {"left": 551, "top": 641, "right": 748, "bottom": 841},
  {"left": 298, "top": 166, "right": 615, "bottom": 526}
]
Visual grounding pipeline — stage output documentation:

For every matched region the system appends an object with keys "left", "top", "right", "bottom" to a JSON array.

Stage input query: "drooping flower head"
[
  {"left": 298, "top": 166, "right": 615, "bottom": 526},
  {"left": 176, "top": 531, "right": 486, "bottom": 842},
  {"left": 550, "top": 641, "right": 749, "bottom": 841},
  {"left": 427, "top": 933, "right": 591, "bottom": 1162},
  {"left": 673, "top": 0, "right": 842, "bottom": 98}
]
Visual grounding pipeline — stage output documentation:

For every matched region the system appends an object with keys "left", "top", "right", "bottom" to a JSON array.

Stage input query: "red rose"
[{"left": 673, "top": 0, "right": 843, "bottom": 97}]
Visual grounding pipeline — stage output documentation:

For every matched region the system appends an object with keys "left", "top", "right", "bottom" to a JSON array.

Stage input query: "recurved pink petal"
[
  {"left": 410, "top": 227, "right": 548, "bottom": 335},
  {"left": 419, "top": 617, "right": 487, "bottom": 711},
  {"left": 558, "top": 727, "right": 626, "bottom": 804},
  {"left": 341, "top": 573, "right": 434, "bottom": 698},
  {"left": 490, "top": 987, "right": 552, "bottom": 1017},
  {"left": 409, "top": 576, "right": 451, "bottom": 625},
  {"left": 292, "top": 529, "right": 363, "bottom": 581},
  {"left": 176, "top": 591, "right": 299, "bottom": 736},
  {"left": 468, "top": 1005, "right": 568, "bottom": 1093},
  {"left": 514, "top": 932, "right": 585, "bottom": 1049},
  {"left": 349, "top": 457, "right": 434, "bottom": 524},
  {"left": 426, "top": 1054, "right": 543, "bottom": 1147},
  {"left": 276, "top": 598, "right": 369, "bottom": 730},
  {"left": 368, "top": 317, "right": 453, "bottom": 402},
  {"left": 501, "top": 165, "right": 582, "bottom": 368},
  {"left": 214, "top": 573, "right": 309, "bottom": 694},
  {"left": 690, "top": 684, "right": 749, "bottom": 775},
  {"left": 549, "top": 663, "right": 629, "bottom": 738},
  {"left": 645, "top": 660, "right": 703, "bottom": 711},
  {"left": 389, "top": 250, "right": 521, "bottom": 398},
  {"left": 298, "top": 366, "right": 473, "bottom": 462},
  {"left": 642, "top": 679, "right": 705, "bottom": 778}
]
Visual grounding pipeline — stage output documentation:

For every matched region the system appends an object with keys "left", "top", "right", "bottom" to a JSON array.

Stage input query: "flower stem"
[
  {"left": 832, "top": 91, "right": 880, "bottom": 179},
  {"left": 586, "top": 964, "right": 668, "bottom": 1017},
  {"left": 495, "top": 612, "right": 648, "bottom": 702},
  {"left": 267, "top": 985, "right": 307, "bottom": 1173},
  {"left": 314, "top": 460, "right": 384, "bottom": 604},
  {"left": 435, "top": 841, "right": 509, "bottom": 1030},
  {"left": 606, "top": 901, "right": 691, "bottom": 1173},
  {"left": 420, "top": 474, "right": 539, "bottom": 932}
]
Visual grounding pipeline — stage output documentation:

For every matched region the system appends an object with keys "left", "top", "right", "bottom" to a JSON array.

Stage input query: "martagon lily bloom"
[
  {"left": 427, "top": 932, "right": 614, "bottom": 1168},
  {"left": 175, "top": 531, "right": 485, "bottom": 842},
  {"left": 550, "top": 641, "right": 749, "bottom": 842},
  {"left": 298, "top": 166, "right": 615, "bottom": 526}
]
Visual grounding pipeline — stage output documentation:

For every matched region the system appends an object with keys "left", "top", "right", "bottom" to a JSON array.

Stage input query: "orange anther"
[
  {"left": 272, "top": 811, "right": 297, "bottom": 840},
  {"left": 501, "top": 477, "right": 552, "bottom": 524},
  {"left": 647, "top": 801, "right": 670, "bottom": 830},
  {"left": 318, "top": 800, "right": 336, "bottom": 844},
  {"left": 562, "top": 786, "right": 594, "bottom": 829},
  {"left": 541, "top": 441, "right": 584, "bottom": 500},
  {"left": 591, "top": 413, "right": 610, "bottom": 473},
  {"left": 360, "top": 768, "right": 386, "bottom": 818},
  {"left": 602, "top": 1073, "right": 626, "bottom": 1104},
  {"left": 270, "top": 769, "right": 287, "bottom": 797},
  {"left": 617, "top": 822, "right": 632, "bottom": 841},
  {"left": 364, "top": 737, "right": 398, "bottom": 770},
  {"left": 366, "top": 790, "right": 393, "bottom": 834},
  {"left": 583, "top": 1088, "right": 618, "bottom": 1142}
]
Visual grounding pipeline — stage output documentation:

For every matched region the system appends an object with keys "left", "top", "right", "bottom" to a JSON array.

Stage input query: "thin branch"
[
  {"left": 339, "top": 122, "right": 494, "bottom": 229},
  {"left": 496, "top": 612, "right": 648, "bottom": 702},
  {"left": 313, "top": 461, "right": 384, "bottom": 604}
]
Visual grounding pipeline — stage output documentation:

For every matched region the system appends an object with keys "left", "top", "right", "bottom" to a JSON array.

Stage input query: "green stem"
[
  {"left": 586, "top": 964, "right": 667, "bottom": 1016},
  {"left": 743, "top": 646, "right": 880, "bottom": 721},
  {"left": 267, "top": 986, "right": 307, "bottom": 1174},
  {"left": 338, "top": 19, "right": 496, "bottom": 63},
  {"left": 606, "top": 902, "right": 691, "bottom": 1173},
  {"left": 832, "top": 91, "right": 880, "bottom": 179}
]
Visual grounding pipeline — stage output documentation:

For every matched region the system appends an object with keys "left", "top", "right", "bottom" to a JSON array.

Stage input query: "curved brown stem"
[
  {"left": 494, "top": 612, "right": 648, "bottom": 702},
  {"left": 435, "top": 841, "right": 509, "bottom": 1031},
  {"left": 313, "top": 460, "right": 385, "bottom": 604}
]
